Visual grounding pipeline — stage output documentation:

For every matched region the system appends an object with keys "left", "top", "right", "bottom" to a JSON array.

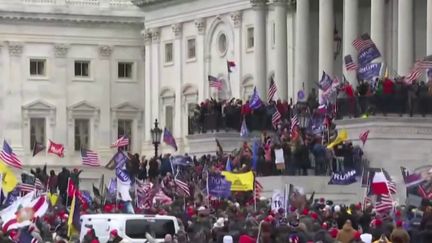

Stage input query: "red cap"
[
  {"left": 354, "top": 231, "right": 361, "bottom": 240},
  {"left": 396, "top": 221, "right": 403, "bottom": 228},
  {"left": 110, "top": 229, "right": 118, "bottom": 237},
  {"left": 311, "top": 212, "right": 318, "bottom": 220}
]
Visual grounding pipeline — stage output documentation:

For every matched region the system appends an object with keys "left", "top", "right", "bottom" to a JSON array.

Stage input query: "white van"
[{"left": 79, "top": 214, "right": 180, "bottom": 243}]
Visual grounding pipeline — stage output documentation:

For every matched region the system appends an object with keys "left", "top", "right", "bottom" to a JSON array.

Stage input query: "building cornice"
[
  {"left": 0, "top": 11, "right": 144, "bottom": 25},
  {"left": 132, "top": 0, "right": 193, "bottom": 8}
]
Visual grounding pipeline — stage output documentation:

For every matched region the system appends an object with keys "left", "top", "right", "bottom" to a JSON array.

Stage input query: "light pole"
[{"left": 150, "top": 119, "right": 162, "bottom": 158}]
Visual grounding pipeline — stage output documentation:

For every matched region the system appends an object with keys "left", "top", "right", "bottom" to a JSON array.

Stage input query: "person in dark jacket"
[
  {"left": 418, "top": 81, "right": 429, "bottom": 117},
  {"left": 48, "top": 170, "right": 58, "bottom": 193},
  {"left": 57, "top": 167, "right": 70, "bottom": 205},
  {"left": 107, "top": 229, "right": 124, "bottom": 243}
]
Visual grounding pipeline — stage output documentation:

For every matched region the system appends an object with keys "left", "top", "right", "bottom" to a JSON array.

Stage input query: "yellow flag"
[
  {"left": 221, "top": 171, "right": 254, "bottom": 191},
  {"left": 67, "top": 194, "right": 77, "bottom": 237},
  {"left": 327, "top": 129, "right": 348, "bottom": 149},
  {"left": 48, "top": 193, "right": 59, "bottom": 206},
  {"left": 0, "top": 161, "right": 18, "bottom": 193}
]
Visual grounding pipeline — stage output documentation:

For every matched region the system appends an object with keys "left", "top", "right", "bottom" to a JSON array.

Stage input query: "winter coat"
[{"left": 336, "top": 223, "right": 357, "bottom": 243}]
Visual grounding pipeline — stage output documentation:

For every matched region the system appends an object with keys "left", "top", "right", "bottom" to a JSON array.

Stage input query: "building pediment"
[
  {"left": 69, "top": 101, "right": 99, "bottom": 112},
  {"left": 112, "top": 102, "right": 141, "bottom": 113},
  {"left": 22, "top": 100, "right": 55, "bottom": 111}
]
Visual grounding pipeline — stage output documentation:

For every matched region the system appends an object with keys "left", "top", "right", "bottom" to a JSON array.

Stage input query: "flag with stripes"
[
  {"left": 290, "top": 114, "right": 299, "bottom": 132},
  {"left": 359, "top": 130, "right": 370, "bottom": 146},
  {"left": 153, "top": 188, "right": 173, "bottom": 205},
  {"left": 18, "top": 183, "right": 35, "bottom": 194},
  {"left": 0, "top": 140, "right": 22, "bottom": 169},
  {"left": 352, "top": 33, "right": 374, "bottom": 52},
  {"left": 344, "top": 55, "right": 358, "bottom": 71},
  {"left": 405, "top": 58, "right": 432, "bottom": 84},
  {"left": 272, "top": 108, "right": 282, "bottom": 128},
  {"left": 255, "top": 179, "right": 263, "bottom": 199},
  {"left": 34, "top": 178, "right": 44, "bottom": 191},
  {"left": 136, "top": 180, "right": 154, "bottom": 209},
  {"left": 267, "top": 77, "right": 277, "bottom": 103},
  {"left": 81, "top": 148, "right": 100, "bottom": 167},
  {"left": 111, "top": 135, "right": 129, "bottom": 148},
  {"left": 174, "top": 177, "right": 190, "bottom": 197},
  {"left": 208, "top": 75, "right": 223, "bottom": 90},
  {"left": 375, "top": 193, "right": 393, "bottom": 214}
]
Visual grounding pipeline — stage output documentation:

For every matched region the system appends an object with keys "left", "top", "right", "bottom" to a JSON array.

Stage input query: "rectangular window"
[
  {"left": 165, "top": 106, "right": 174, "bottom": 133},
  {"left": 30, "top": 118, "right": 45, "bottom": 151},
  {"left": 29, "top": 59, "right": 46, "bottom": 76},
  {"left": 165, "top": 43, "right": 173, "bottom": 63},
  {"left": 187, "top": 38, "right": 196, "bottom": 60},
  {"left": 247, "top": 27, "right": 254, "bottom": 49},
  {"left": 118, "top": 119, "right": 132, "bottom": 151},
  {"left": 74, "top": 60, "right": 90, "bottom": 77},
  {"left": 74, "top": 119, "right": 90, "bottom": 151},
  {"left": 118, "top": 62, "right": 133, "bottom": 79}
]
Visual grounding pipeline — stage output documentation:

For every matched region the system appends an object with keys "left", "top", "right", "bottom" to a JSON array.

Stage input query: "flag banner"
[
  {"left": 32, "top": 142, "right": 45, "bottom": 157},
  {"left": 111, "top": 135, "right": 129, "bottom": 148},
  {"left": 227, "top": 60, "right": 236, "bottom": 73},
  {"left": 0, "top": 161, "right": 18, "bottom": 193},
  {"left": 208, "top": 75, "right": 223, "bottom": 90},
  {"left": 267, "top": 77, "right": 277, "bottom": 102},
  {"left": 328, "top": 170, "right": 357, "bottom": 185},
  {"left": 274, "top": 148, "right": 285, "bottom": 170},
  {"left": 113, "top": 151, "right": 128, "bottom": 170},
  {"left": 116, "top": 168, "right": 132, "bottom": 202},
  {"left": 344, "top": 55, "right": 358, "bottom": 71},
  {"left": 361, "top": 169, "right": 370, "bottom": 188},
  {"left": 163, "top": 128, "right": 178, "bottom": 151},
  {"left": 327, "top": 129, "right": 348, "bottom": 149},
  {"left": 358, "top": 45, "right": 381, "bottom": 66},
  {"left": 251, "top": 140, "right": 260, "bottom": 171},
  {"left": 249, "top": 87, "right": 262, "bottom": 110},
  {"left": 67, "top": 179, "right": 76, "bottom": 198},
  {"left": 221, "top": 171, "right": 254, "bottom": 191},
  {"left": 318, "top": 71, "right": 333, "bottom": 91},
  {"left": 225, "top": 157, "right": 232, "bottom": 171},
  {"left": 47, "top": 140, "right": 64, "bottom": 158},
  {"left": 271, "top": 189, "right": 284, "bottom": 212},
  {"left": 359, "top": 130, "right": 370, "bottom": 146},
  {"left": 357, "top": 63, "right": 383, "bottom": 81},
  {"left": 401, "top": 167, "right": 424, "bottom": 188},
  {"left": 240, "top": 119, "right": 249, "bottom": 138},
  {"left": 207, "top": 173, "right": 231, "bottom": 198},
  {"left": 371, "top": 171, "right": 390, "bottom": 195},
  {"left": 0, "top": 140, "right": 23, "bottom": 169}
]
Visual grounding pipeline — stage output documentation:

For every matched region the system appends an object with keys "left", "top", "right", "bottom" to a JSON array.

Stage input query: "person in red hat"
[{"left": 107, "top": 229, "right": 125, "bottom": 243}]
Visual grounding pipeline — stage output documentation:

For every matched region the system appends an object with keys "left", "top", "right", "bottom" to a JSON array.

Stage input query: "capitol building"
[{"left": 0, "top": 0, "right": 431, "bottom": 171}]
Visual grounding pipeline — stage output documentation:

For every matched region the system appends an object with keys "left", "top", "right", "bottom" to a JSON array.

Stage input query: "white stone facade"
[{"left": 1, "top": 0, "right": 432, "bottom": 169}]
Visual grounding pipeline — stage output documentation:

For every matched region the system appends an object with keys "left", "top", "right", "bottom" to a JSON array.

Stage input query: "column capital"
[
  {"left": 54, "top": 44, "right": 69, "bottom": 58},
  {"left": 171, "top": 23, "right": 183, "bottom": 39},
  {"left": 230, "top": 11, "right": 242, "bottom": 28},
  {"left": 7, "top": 42, "right": 23, "bottom": 57},
  {"left": 250, "top": 0, "right": 268, "bottom": 8},
  {"left": 98, "top": 45, "right": 112, "bottom": 58},
  {"left": 151, "top": 28, "right": 160, "bottom": 43},
  {"left": 142, "top": 29, "right": 153, "bottom": 45},
  {"left": 194, "top": 18, "right": 206, "bottom": 35}
]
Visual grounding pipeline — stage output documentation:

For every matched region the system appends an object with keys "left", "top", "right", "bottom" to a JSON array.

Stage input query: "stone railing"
[{"left": 19, "top": 0, "right": 137, "bottom": 8}]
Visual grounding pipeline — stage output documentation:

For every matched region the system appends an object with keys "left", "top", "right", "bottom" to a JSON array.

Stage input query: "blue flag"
[
  {"left": 427, "top": 68, "right": 432, "bottom": 82},
  {"left": 19, "top": 227, "right": 37, "bottom": 243},
  {"left": 328, "top": 170, "right": 357, "bottom": 185},
  {"left": 358, "top": 45, "right": 381, "bottom": 66},
  {"left": 225, "top": 157, "right": 232, "bottom": 172},
  {"left": 249, "top": 87, "right": 262, "bottom": 110},
  {"left": 318, "top": 71, "right": 333, "bottom": 91},
  {"left": 357, "top": 63, "right": 383, "bottom": 81},
  {"left": 114, "top": 151, "right": 128, "bottom": 170},
  {"left": 251, "top": 140, "right": 260, "bottom": 171},
  {"left": 240, "top": 119, "right": 249, "bottom": 138},
  {"left": 163, "top": 128, "right": 178, "bottom": 151},
  {"left": 208, "top": 174, "right": 231, "bottom": 198}
]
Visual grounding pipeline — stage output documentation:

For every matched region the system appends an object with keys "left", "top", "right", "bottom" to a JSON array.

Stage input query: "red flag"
[
  {"left": 371, "top": 172, "right": 390, "bottom": 195},
  {"left": 47, "top": 140, "right": 64, "bottom": 157},
  {"left": 67, "top": 178, "right": 76, "bottom": 197},
  {"left": 359, "top": 130, "right": 370, "bottom": 146}
]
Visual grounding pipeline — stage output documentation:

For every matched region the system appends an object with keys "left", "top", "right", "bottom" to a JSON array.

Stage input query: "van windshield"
[{"left": 125, "top": 219, "right": 175, "bottom": 239}]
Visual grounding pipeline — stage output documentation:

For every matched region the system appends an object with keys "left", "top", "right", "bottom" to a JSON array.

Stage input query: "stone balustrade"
[{"left": 19, "top": 0, "right": 135, "bottom": 8}]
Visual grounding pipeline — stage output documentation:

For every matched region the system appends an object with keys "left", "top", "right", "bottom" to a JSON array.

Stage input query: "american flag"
[
  {"left": 375, "top": 193, "right": 393, "bottom": 214},
  {"left": 208, "top": 75, "right": 223, "bottom": 90},
  {"left": 174, "top": 177, "right": 190, "bottom": 197},
  {"left": 272, "top": 108, "right": 282, "bottom": 128},
  {"left": 136, "top": 180, "right": 154, "bottom": 209},
  {"left": 35, "top": 178, "right": 44, "bottom": 190},
  {"left": 359, "top": 130, "right": 370, "bottom": 146},
  {"left": 405, "top": 59, "right": 432, "bottom": 84},
  {"left": 111, "top": 135, "right": 129, "bottom": 148},
  {"left": 344, "top": 55, "right": 358, "bottom": 71},
  {"left": 81, "top": 148, "right": 100, "bottom": 167},
  {"left": 267, "top": 77, "right": 277, "bottom": 103},
  {"left": 153, "top": 188, "right": 173, "bottom": 205},
  {"left": 0, "top": 140, "right": 22, "bottom": 169},
  {"left": 387, "top": 180, "right": 397, "bottom": 194},
  {"left": 363, "top": 196, "right": 372, "bottom": 210},
  {"left": 290, "top": 114, "right": 299, "bottom": 132},
  {"left": 255, "top": 180, "right": 263, "bottom": 199},
  {"left": 352, "top": 33, "right": 374, "bottom": 52},
  {"left": 17, "top": 183, "right": 35, "bottom": 193}
]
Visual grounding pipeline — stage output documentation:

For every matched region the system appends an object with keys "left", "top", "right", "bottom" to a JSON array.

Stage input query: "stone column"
[
  {"left": 53, "top": 44, "right": 69, "bottom": 155},
  {"left": 195, "top": 19, "right": 206, "bottom": 102},
  {"left": 230, "top": 11, "right": 242, "bottom": 98},
  {"left": 151, "top": 28, "right": 161, "bottom": 130},
  {"left": 294, "top": 0, "right": 309, "bottom": 98},
  {"left": 6, "top": 42, "right": 24, "bottom": 153},
  {"left": 143, "top": 30, "right": 152, "bottom": 142},
  {"left": 397, "top": 0, "right": 414, "bottom": 75},
  {"left": 427, "top": 0, "right": 432, "bottom": 55},
  {"left": 343, "top": 0, "right": 358, "bottom": 85},
  {"left": 371, "top": 0, "right": 386, "bottom": 60},
  {"left": 172, "top": 23, "right": 183, "bottom": 146},
  {"left": 251, "top": 0, "right": 267, "bottom": 99},
  {"left": 318, "top": 0, "right": 334, "bottom": 101},
  {"left": 96, "top": 45, "right": 112, "bottom": 155},
  {"left": 273, "top": 0, "right": 288, "bottom": 99}
]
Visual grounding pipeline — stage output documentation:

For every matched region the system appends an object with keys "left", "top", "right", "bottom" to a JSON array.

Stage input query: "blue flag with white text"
[
  {"left": 249, "top": 87, "right": 263, "bottom": 110},
  {"left": 357, "top": 62, "right": 383, "bottom": 81},
  {"left": 328, "top": 170, "right": 357, "bottom": 185},
  {"left": 208, "top": 174, "right": 231, "bottom": 198},
  {"left": 358, "top": 45, "right": 381, "bottom": 66}
]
